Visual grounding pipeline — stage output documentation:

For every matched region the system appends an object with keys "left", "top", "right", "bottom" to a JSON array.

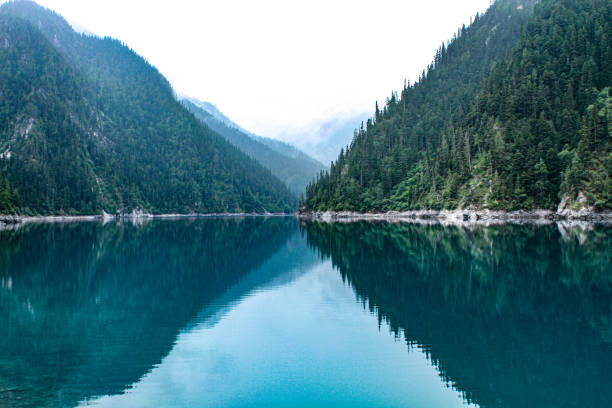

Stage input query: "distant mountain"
[
  {"left": 0, "top": 1, "right": 296, "bottom": 214},
  {"left": 279, "top": 113, "right": 369, "bottom": 166},
  {"left": 183, "top": 98, "right": 325, "bottom": 195},
  {"left": 305, "top": 0, "right": 611, "bottom": 213}
]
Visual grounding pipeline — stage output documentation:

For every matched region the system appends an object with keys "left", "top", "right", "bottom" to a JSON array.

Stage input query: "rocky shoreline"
[
  {"left": 0, "top": 211, "right": 295, "bottom": 229},
  {"left": 297, "top": 209, "right": 612, "bottom": 225},
  {"left": 2, "top": 208, "right": 611, "bottom": 228}
]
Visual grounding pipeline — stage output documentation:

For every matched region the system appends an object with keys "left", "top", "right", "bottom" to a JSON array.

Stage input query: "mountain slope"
[
  {"left": 0, "top": 14, "right": 105, "bottom": 214},
  {"left": 0, "top": 1, "right": 296, "bottom": 214},
  {"left": 305, "top": 0, "right": 611, "bottom": 212},
  {"left": 183, "top": 98, "right": 325, "bottom": 195}
]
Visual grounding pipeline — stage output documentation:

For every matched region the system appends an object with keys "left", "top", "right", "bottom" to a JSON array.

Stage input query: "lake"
[{"left": 0, "top": 218, "right": 611, "bottom": 407}]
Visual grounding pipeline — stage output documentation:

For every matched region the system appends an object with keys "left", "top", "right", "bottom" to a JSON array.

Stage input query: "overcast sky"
[{"left": 6, "top": 0, "right": 492, "bottom": 143}]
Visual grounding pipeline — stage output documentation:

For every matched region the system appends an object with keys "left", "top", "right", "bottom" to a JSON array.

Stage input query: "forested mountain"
[
  {"left": 0, "top": 0, "right": 296, "bottom": 215},
  {"left": 183, "top": 98, "right": 325, "bottom": 195},
  {"left": 304, "top": 0, "right": 612, "bottom": 213}
]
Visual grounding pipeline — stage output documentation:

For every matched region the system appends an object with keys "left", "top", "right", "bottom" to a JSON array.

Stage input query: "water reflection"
[
  {"left": 1, "top": 219, "right": 611, "bottom": 407},
  {"left": 83, "top": 261, "right": 474, "bottom": 408},
  {"left": 302, "top": 222, "right": 612, "bottom": 408},
  {"left": 0, "top": 217, "right": 299, "bottom": 407}
]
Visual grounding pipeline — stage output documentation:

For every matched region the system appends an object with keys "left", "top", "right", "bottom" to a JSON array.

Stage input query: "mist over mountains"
[
  {"left": 278, "top": 112, "right": 370, "bottom": 166},
  {"left": 183, "top": 97, "right": 325, "bottom": 195}
]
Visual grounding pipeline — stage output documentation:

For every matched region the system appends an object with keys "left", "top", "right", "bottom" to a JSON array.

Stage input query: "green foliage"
[
  {"left": 0, "top": 174, "right": 20, "bottom": 213},
  {"left": 562, "top": 88, "right": 612, "bottom": 209},
  {"left": 0, "top": 1, "right": 296, "bottom": 214},
  {"left": 305, "top": 0, "right": 612, "bottom": 212}
]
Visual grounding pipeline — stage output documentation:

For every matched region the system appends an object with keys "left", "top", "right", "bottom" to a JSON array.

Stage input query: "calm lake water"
[{"left": 0, "top": 218, "right": 611, "bottom": 407}]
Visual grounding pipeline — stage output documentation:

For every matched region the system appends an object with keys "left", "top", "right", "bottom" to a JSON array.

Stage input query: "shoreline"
[
  {"left": 0, "top": 212, "right": 296, "bottom": 227},
  {"left": 297, "top": 209, "right": 612, "bottom": 226},
  {"left": 2, "top": 208, "right": 612, "bottom": 227}
]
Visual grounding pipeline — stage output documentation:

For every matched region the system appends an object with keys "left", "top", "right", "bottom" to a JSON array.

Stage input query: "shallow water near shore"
[{"left": 1, "top": 218, "right": 611, "bottom": 407}]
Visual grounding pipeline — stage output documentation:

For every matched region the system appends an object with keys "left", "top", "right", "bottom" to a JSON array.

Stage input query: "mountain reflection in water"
[
  {"left": 0, "top": 217, "right": 303, "bottom": 407},
  {"left": 0, "top": 219, "right": 610, "bottom": 407},
  {"left": 303, "top": 221, "right": 612, "bottom": 408}
]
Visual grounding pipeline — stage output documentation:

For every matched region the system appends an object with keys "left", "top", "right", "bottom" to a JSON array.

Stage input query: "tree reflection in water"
[
  {"left": 0, "top": 217, "right": 297, "bottom": 407},
  {"left": 303, "top": 221, "right": 612, "bottom": 408}
]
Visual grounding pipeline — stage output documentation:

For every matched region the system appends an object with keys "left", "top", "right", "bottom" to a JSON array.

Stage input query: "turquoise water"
[{"left": 0, "top": 218, "right": 611, "bottom": 407}]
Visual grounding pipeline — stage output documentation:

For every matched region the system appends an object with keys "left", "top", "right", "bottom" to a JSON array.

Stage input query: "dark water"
[{"left": 0, "top": 218, "right": 611, "bottom": 407}]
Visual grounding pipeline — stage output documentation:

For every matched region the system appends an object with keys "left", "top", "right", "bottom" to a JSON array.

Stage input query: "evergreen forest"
[{"left": 304, "top": 0, "right": 612, "bottom": 213}]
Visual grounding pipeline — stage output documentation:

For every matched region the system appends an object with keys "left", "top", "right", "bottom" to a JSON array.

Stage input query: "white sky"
[{"left": 5, "top": 0, "right": 492, "bottom": 143}]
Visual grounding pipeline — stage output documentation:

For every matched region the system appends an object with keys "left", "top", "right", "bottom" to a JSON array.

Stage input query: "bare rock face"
[
  {"left": 557, "top": 193, "right": 570, "bottom": 214},
  {"left": 554, "top": 191, "right": 610, "bottom": 221}
]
